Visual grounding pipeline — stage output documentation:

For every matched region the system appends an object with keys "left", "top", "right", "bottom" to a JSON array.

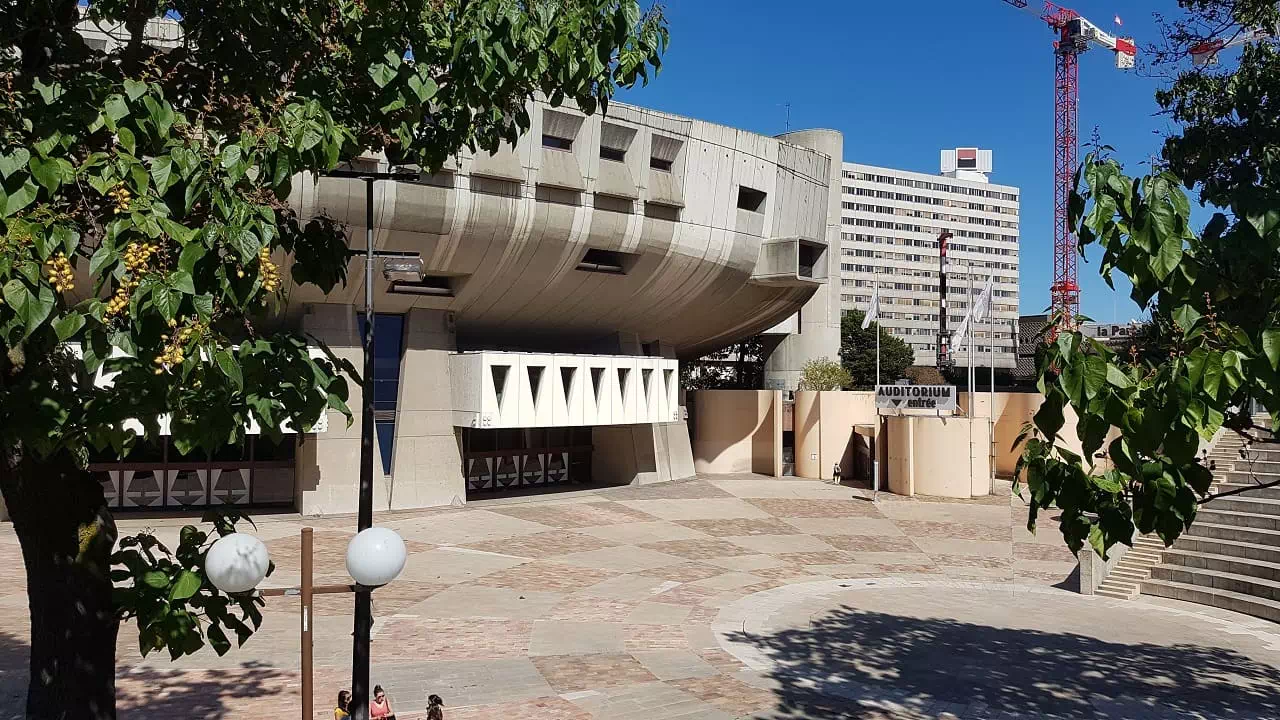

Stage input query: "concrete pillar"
[
  {"left": 386, "top": 308, "right": 465, "bottom": 509},
  {"left": 764, "top": 129, "right": 844, "bottom": 391},
  {"left": 296, "top": 304, "right": 365, "bottom": 515}
]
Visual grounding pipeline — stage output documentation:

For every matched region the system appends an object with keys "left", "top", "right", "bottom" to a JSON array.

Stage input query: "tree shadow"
[
  {"left": 0, "top": 627, "right": 295, "bottom": 719},
  {"left": 728, "top": 605, "right": 1280, "bottom": 719}
]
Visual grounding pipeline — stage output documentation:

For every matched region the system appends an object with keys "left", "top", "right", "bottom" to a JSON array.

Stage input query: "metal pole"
[
  {"left": 968, "top": 268, "right": 974, "bottom": 494},
  {"left": 351, "top": 177, "right": 376, "bottom": 720},
  {"left": 989, "top": 278, "right": 996, "bottom": 495},
  {"left": 874, "top": 292, "right": 881, "bottom": 500},
  {"left": 301, "top": 527, "right": 314, "bottom": 720}
]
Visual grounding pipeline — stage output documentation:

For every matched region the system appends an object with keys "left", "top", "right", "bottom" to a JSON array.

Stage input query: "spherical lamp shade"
[
  {"left": 345, "top": 527, "right": 407, "bottom": 587},
  {"left": 205, "top": 533, "right": 271, "bottom": 593}
]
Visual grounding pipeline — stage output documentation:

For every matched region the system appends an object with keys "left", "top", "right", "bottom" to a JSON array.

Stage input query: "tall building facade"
[{"left": 838, "top": 149, "right": 1021, "bottom": 369}]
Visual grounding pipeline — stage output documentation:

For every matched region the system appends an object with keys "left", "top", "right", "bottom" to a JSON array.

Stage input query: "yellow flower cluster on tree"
[
  {"left": 153, "top": 317, "right": 208, "bottom": 374},
  {"left": 258, "top": 247, "right": 281, "bottom": 293},
  {"left": 123, "top": 241, "right": 158, "bottom": 274},
  {"left": 109, "top": 185, "right": 132, "bottom": 214},
  {"left": 104, "top": 281, "right": 137, "bottom": 316},
  {"left": 45, "top": 252, "right": 75, "bottom": 293}
]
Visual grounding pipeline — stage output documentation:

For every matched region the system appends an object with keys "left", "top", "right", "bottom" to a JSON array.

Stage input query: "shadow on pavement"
[
  {"left": 0, "top": 627, "right": 295, "bottom": 719},
  {"left": 730, "top": 605, "right": 1280, "bottom": 719}
]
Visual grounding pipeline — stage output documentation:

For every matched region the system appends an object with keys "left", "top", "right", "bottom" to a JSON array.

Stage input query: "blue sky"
[{"left": 619, "top": 0, "right": 1191, "bottom": 322}]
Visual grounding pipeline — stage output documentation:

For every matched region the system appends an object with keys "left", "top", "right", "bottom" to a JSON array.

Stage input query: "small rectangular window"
[
  {"left": 388, "top": 276, "right": 453, "bottom": 296},
  {"left": 650, "top": 157, "right": 673, "bottom": 171},
  {"left": 737, "top": 186, "right": 766, "bottom": 213},
  {"left": 600, "top": 146, "right": 627, "bottom": 163},
  {"left": 542, "top": 134, "right": 573, "bottom": 151},
  {"left": 576, "top": 248, "right": 629, "bottom": 275}
]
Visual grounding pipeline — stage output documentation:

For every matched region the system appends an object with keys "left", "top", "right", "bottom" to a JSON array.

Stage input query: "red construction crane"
[{"left": 1001, "top": 1, "right": 1136, "bottom": 323}]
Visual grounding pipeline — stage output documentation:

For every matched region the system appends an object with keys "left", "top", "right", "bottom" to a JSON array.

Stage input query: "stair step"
[
  {"left": 1222, "top": 470, "right": 1280, "bottom": 486},
  {"left": 1195, "top": 508, "right": 1280, "bottom": 531},
  {"left": 1186, "top": 522, "right": 1280, "bottom": 547},
  {"left": 1148, "top": 564, "right": 1280, "bottom": 601},
  {"left": 1159, "top": 548, "right": 1280, "bottom": 581},
  {"left": 1229, "top": 460, "right": 1280, "bottom": 474},
  {"left": 1204, "top": 494, "right": 1280, "bottom": 516},
  {"left": 1173, "top": 535, "right": 1280, "bottom": 564},
  {"left": 1209, "top": 482, "right": 1280, "bottom": 501},
  {"left": 1140, "top": 578, "right": 1280, "bottom": 622},
  {"left": 1095, "top": 588, "right": 1137, "bottom": 599}
]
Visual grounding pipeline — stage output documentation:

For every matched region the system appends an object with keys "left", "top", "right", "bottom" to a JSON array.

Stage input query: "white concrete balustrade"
[{"left": 451, "top": 351, "right": 678, "bottom": 429}]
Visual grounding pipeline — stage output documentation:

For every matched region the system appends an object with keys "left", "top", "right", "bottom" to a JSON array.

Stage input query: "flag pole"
[
  {"left": 874, "top": 282, "right": 881, "bottom": 501},
  {"left": 989, "top": 274, "right": 996, "bottom": 494},
  {"left": 968, "top": 267, "right": 974, "bottom": 495}
]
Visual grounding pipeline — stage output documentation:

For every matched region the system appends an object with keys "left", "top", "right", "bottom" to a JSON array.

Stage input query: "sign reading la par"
[{"left": 875, "top": 384, "right": 957, "bottom": 414}]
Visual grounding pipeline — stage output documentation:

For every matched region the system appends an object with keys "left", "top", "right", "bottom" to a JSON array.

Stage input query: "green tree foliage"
[
  {"left": 1018, "top": 0, "right": 1279, "bottom": 561},
  {"left": 0, "top": 1, "right": 666, "bottom": 715},
  {"left": 839, "top": 310, "right": 914, "bottom": 389},
  {"left": 682, "top": 335, "right": 766, "bottom": 390},
  {"left": 797, "top": 357, "right": 852, "bottom": 391}
]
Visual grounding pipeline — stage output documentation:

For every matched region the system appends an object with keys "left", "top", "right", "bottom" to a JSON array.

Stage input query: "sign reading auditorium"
[{"left": 875, "top": 384, "right": 957, "bottom": 413}]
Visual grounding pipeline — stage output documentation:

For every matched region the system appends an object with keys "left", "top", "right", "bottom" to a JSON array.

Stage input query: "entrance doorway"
[{"left": 461, "top": 427, "right": 593, "bottom": 496}]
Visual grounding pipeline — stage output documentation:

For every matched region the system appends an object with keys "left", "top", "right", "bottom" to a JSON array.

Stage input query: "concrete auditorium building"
[{"left": 82, "top": 98, "right": 848, "bottom": 517}]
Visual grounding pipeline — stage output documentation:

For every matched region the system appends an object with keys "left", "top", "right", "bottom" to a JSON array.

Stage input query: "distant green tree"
[
  {"left": 797, "top": 357, "right": 851, "bottom": 391},
  {"left": 903, "top": 365, "right": 945, "bottom": 386},
  {"left": 839, "top": 311, "right": 914, "bottom": 389}
]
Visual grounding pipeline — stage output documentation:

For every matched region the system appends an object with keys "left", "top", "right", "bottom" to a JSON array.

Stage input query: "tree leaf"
[
  {"left": 215, "top": 349, "right": 243, "bottom": 390},
  {"left": 369, "top": 63, "right": 396, "bottom": 88},
  {"left": 1263, "top": 329, "right": 1280, "bottom": 371},
  {"left": 143, "top": 571, "right": 169, "bottom": 589},
  {"left": 1151, "top": 234, "right": 1183, "bottom": 282},
  {"left": 1202, "top": 351, "right": 1224, "bottom": 398},
  {"left": 1083, "top": 355, "right": 1107, "bottom": 400},
  {"left": 170, "top": 270, "right": 196, "bottom": 295},
  {"left": 192, "top": 294, "right": 214, "bottom": 321},
  {"left": 1106, "top": 363, "right": 1132, "bottom": 389},
  {"left": 0, "top": 148, "right": 29, "bottom": 179},
  {"left": 152, "top": 285, "right": 178, "bottom": 322},
  {"left": 177, "top": 241, "right": 205, "bottom": 276},
  {"left": 53, "top": 312, "right": 85, "bottom": 342},
  {"left": 168, "top": 570, "right": 202, "bottom": 601},
  {"left": 150, "top": 155, "right": 174, "bottom": 194},
  {"left": 3, "top": 180, "right": 38, "bottom": 217},
  {"left": 117, "top": 127, "right": 136, "bottom": 155}
]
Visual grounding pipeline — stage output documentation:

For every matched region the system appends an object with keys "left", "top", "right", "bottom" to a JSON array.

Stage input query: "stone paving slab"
[{"left": 3, "top": 475, "right": 1278, "bottom": 719}]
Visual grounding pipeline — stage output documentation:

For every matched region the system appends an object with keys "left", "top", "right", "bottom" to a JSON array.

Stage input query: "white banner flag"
[
  {"left": 951, "top": 313, "right": 970, "bottom": 350},
  {"left": 973, "top": 276, "right": 994, "bottom": 323},
  {"left": 861, "top": 284, "right": 880, "bottom": 330}
]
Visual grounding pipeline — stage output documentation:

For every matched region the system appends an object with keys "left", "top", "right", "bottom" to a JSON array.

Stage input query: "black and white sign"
[{"left": 875, "top": 384, "right": 957, "bottom": 414}]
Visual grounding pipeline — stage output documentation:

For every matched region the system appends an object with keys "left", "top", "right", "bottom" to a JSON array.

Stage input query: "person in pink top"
[{"left": 369, "top": 685, "right": 395, "bottom": 719}]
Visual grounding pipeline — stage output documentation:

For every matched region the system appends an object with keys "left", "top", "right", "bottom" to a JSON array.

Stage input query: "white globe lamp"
[
  {"left": 205, "top": 533, "right": 271, "bottom": 593},
  {"left": 345, "top": 527, "right": 407, "bottom": 588}
]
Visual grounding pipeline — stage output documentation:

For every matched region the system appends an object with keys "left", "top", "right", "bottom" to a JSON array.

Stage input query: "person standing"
[
  {"left": 370, "top": 685, "right": 396, "bottom": 720},
  {"left": 426, "top": 694, "right": 444, "bottom": 720},
  {"left": 334, "top": 690, "right": 351, "bottom": 720}
]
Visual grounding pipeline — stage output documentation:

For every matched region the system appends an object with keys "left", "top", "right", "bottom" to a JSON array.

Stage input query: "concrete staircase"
[
  {"left": 1094, "top": 535, "right": 1168, "bottom": 599},
  {"left": 1140, "top": 426, "right": 1280, "bottom": 622}
]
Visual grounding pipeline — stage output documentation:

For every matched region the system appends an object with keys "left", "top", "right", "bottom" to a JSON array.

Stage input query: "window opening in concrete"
[
  {"left": 357, "top": 313, "right": 406, "bottom": 476},
  {"left": 576, "top": 248, "right": 628, "bottom": 275},
  {"left": 641, "top": 368, "right": 652, "bottom": 399},
  {"left": 663, "top": 369, "right": 674, "bottom": 399},
  {"left": 737, "top": 186, "right": 767, "bottom": 213},
  {"left": 542, "top": 134, "right": 573, "bottom": 151},
  {"left": 798, "top": 243, "right": 817, "bottom": 279},
  {"left": 650, "top": 156, "right": 673, "bottom": 171},
  {"left": 600, "top": 146, "right": 627, "bottom": 163},
  {"left": 388, "top": 275, "right": 453, "bottom": 296},
  {"left": 560, "top": 367, "right": 577, "bottom": 404}
]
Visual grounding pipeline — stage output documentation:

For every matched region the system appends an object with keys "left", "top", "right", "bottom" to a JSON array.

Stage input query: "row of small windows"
[
  {"left": 841, "top": 202, "right": 1018, "bottom": 229},
  {"left": 540, "top": 115, "right": 677, "bottom": 172},
  {"left": 841, "top": 217, "right": 1018, "bottom": 244},
  {"left": 841, "top": 170, "right": 1019, "bottom": 202},
  {"left": 843, "top": 187, "right": 1018, "bottom": 215}
]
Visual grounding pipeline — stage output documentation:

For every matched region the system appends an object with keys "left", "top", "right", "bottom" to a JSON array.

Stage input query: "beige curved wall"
[
  {"left": 959, "top": 392, "right": 1118, "bottom": 477},
  {"left": 794, "top": 391, "right": 877, "bottom": 480},
  {"left": 691, "top": 390, "right": 782, "bottom": 477},
  {"left": 886, "top": 416, "right": 992, "bottom": 498}
]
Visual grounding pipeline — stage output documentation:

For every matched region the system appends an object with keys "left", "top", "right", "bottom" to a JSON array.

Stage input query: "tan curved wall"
[
  {"left": 959, "top": 392, "right": 1119, "bottom": 477},
  {"left": 692, "top": 390, "right": 781, "bottom": 477},
  {"left": 794, "top": 391, "right": 877, "bottom": 480},
  {"left": 886, "top": 416, "right": 992, "bottom": 498}
]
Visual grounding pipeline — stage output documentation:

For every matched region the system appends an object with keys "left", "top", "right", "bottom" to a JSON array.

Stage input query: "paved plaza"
[{"left": 2, "top": 475, "right": 1280, "bottom": 718}]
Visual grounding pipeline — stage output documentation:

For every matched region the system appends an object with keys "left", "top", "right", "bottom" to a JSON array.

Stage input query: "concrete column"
[
  {"left": 386, "top": 308, "right": 465, "bottom": 509},
  {"left": 296, "top": 304, "right": 365, "bottom": 515},
  {"left": 592, "top": 421, "right": 695, "bottom": 486},
  {"left": 764, "top": 129, "right": 844, "bottom": 391}
]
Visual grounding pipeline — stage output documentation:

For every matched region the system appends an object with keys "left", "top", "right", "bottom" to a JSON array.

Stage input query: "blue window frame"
[{"left": 357, "top": 313, "right": 405, "bottom": 475}]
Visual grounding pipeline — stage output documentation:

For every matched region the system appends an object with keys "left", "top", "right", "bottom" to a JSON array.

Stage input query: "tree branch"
[{"left": 1199, "top": 475, "right": 1280, "bottom": 503}]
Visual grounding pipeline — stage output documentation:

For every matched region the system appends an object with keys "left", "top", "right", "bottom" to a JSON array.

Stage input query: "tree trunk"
[{"left": 0, "top": 448, "right": 119, "bottom": 720}]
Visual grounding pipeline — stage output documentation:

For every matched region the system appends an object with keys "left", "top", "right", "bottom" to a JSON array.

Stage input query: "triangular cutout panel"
[
  {"left": 641, "top": 368, "right": 653, "bottom": 397},
  {"left": 527, "top": 365, "right": 544, "bottom": 404},
  {"left": 617, "top": 367, "right": 631, "bottom": 404},
  {"left": 491, "top": 364, "right": 510, "bottom": 410},
  {"left": 590, "top": 367, "right": 605, "bottom": 407},
  {"left": 663, "top": 369, "right": 674, "bottom": 396},
  {"left": 560, "top": 366, "right": 577, "bottom": 404}
]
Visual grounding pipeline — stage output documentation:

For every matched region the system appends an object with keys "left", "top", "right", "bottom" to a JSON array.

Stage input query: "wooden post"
[{"left": 301, "top": 527, "right": 314, "bottom": 720}]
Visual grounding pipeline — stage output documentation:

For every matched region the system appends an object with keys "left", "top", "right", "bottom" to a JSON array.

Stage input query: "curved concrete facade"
[{"left": 285, "top": 99, "right": 838, "bottom": 359}]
